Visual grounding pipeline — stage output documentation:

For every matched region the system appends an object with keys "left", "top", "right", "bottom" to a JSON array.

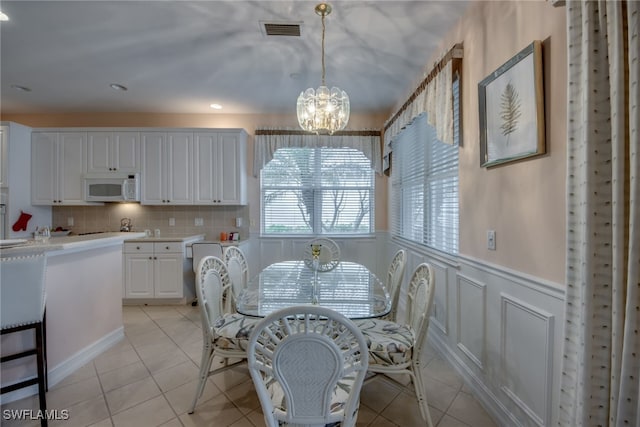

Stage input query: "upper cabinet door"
[
  {"left": 32, "top": 132, "right": 87, "bottom": 205},
  {"left": 141, "top": 132, "right": 165, "bottom": 205},
  {"left": 166, "top": 132, "right": 193, "bottom": 205},
  {"left": 113, "top": 132, "right": 140, "bottom": 173},
  {"left": 31, "top": 132, "right": 58, "bottom": 204},
  {"left": 87, "top": 131, "right": 139, "bottom": 173},
  {"left": 58, "top": 132, "right": 87, "bottom": 204},
  {"left": 193, "top": 131, "right": 246, "bottom": 205},
  {"left": 0, "top": 127, "right": 7, "bottom": 188}
]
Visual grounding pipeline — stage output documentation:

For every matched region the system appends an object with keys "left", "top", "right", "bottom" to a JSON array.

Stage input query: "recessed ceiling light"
[
  {"left": 210, "top": 104, "right": 222, "bottom": 110},
  {"left": 0, "top": 12, "right": 9, "bottom": 21},
  {"left": 109, "top": 83, "right": 128, "bottom": 91},
  {"left": 11, "top": 84, "right": 31, "bottom": 92}
]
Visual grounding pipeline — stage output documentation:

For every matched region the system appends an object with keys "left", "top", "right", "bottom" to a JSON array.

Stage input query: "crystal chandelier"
[{"left": 297, "top": 3, "right": 350, "bottom": 135}]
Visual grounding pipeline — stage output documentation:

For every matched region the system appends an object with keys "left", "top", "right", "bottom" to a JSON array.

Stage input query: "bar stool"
[{"left": 1, "top": 254, "right": 48, "bottom": 426}]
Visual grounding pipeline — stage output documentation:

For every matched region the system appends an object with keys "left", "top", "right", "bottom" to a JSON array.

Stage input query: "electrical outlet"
[
  {"left": 169, "top": 218, "right": 175, "bottom": 226},
  {"left": 194, "top": 217, "right": 204, "bottom": 226},
  {"left": 487, "top": 230, "right": 496, "bottom": 250},
  {"left": 67, "top": 217, "right": 74, "bottom": 226}
]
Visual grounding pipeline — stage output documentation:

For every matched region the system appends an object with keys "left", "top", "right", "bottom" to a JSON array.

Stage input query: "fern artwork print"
[{"left": 478, "top": 40, "right": 546, "bottom": 167}]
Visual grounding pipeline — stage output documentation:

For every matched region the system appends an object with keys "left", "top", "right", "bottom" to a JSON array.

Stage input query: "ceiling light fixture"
[
  {"left": 0, "top": 11, "right": 9, "bottom": 21},
  {"left": 296, "top": 3, "right": 349, "bottom": 135},
  {"left": 109, "top": 83, "right": 128, "bottom": 91},
  {"left": 210, "top": 103, "right": 222, "bottom": 110},
  {"left": 10, "top": 84, "right": 31, "bottom": 92}
]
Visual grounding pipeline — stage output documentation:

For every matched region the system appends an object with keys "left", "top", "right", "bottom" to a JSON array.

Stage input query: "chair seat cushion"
[
  {"left": 213, "top": 314, "right": 260, "bottom": 351},
  {"left": 354, "top": 319, "right": 415, "bottom": 366}
]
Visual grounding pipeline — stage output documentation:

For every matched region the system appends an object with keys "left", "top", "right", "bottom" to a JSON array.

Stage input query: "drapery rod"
[
  {"left": 384, "top": 43, "right": 463, "bottom": 132},
  {"left": 255, "top": 129, "right": 381, "bottom": 137}
]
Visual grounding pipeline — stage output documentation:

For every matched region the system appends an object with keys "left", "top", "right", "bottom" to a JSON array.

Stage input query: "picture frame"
[{"left": 478, "top": 41, "right": 545, "bottom": 167}]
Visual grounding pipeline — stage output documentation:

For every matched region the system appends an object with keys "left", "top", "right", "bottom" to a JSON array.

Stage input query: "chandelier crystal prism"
[{"left": 296, "top": 3, "right": 350, "bottom": 135}]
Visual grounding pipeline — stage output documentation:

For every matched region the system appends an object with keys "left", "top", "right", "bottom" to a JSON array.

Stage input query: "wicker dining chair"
[
  {"left": 248, "top": 305, "right": 369, "bottom": 427},
  {"left": 189, "top": 255, "right": 259, "bottom": 414},
  {"left": 223, "top": 245, "right": 249, "bottom": 312},
  {"left": 355, "top": 262, "right": 436, "bottom": 427},
  {"left": 385, "top": 249, "right": 407, "bottom": 322}
]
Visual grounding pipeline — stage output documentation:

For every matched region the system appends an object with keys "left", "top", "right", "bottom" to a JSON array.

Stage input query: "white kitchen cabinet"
[
  {"left": 123, "top": 242, "right": 186, "bottom": 299},
  {"left": 31, "top": 131, "right": 89, "bottom": 205},
  {"left": 193, "top": 130, "right": 247, "bottom": 205},
  {"left": 140, "top": 132, "right": 193, "bottom": 205},
  {"left": 87, "top": 131, "right": 140, "bottom": 173}
]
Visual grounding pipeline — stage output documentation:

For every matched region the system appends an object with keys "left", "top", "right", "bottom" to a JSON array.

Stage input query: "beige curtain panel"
[{"left": 559, "top": 1, "right": 639, "bottom": 426}]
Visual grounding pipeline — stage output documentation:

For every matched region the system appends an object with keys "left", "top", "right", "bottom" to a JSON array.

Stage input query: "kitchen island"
[{"left": 0, "top": 232, "right": 145, "bottom": 404}]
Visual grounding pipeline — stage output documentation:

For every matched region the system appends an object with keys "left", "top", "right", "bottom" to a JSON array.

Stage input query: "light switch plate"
[
  {"left": 487, "top": 230, "right": 496, "bottom": 250},
  {"left": 194, "top": 217, "right": 204, "bottom": 226},
  {"left": 67, "top": 217, "right": 74, "bottom": 226},
  {"left": 169, "top": 218, "right": 175, "bottom": 226}
]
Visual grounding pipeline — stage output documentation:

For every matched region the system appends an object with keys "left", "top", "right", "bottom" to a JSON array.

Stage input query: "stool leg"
[
  {"left": 35, "top": 323, "right": 48, "bottom": 427},
  {"left": 42, "top": 310, "right": 48, "bottom": 391}
]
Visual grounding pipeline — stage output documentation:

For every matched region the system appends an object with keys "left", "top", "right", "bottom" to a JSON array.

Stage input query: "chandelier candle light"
[{"left": 296, "top": 3, "right": 350, "bottom": 135}]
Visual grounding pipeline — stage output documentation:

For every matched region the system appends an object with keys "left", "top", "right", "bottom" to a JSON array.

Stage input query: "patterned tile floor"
[{"left": 1, "top": 305, "right": 499, "bottom": 426}]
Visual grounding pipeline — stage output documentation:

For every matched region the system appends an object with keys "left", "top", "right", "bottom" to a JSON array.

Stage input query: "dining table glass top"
[{"left": 236, "top": 260, "right": 391, "bottom": 319}]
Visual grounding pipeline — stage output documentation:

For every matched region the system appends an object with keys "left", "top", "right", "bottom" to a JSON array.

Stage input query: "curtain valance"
[
  {"left": 253, "top": 129, "right": 382, "bottom": 177},
  {"left": 383, "top": 44, "right": 463, "bottom": 173}
]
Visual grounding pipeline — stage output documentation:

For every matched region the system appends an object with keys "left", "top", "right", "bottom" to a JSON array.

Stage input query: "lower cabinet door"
[
  {"left": 125, "top": 254, "right": 154, "bottom": 298},
  {"left": 154, "top": 254, "right": 183, "bottom": 298}
]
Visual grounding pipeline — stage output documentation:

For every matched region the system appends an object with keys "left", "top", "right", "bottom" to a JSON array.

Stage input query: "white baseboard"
[{"left": 0, "top": 327, "right": 124, "bottom": 405}]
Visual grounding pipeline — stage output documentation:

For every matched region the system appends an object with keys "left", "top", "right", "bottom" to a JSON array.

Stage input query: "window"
[
  {"left": 391, "top": 82, "right": 459, "bottom": 254},
  {"left": 261, "top": 147, "right": 375, "bottom": 235}
]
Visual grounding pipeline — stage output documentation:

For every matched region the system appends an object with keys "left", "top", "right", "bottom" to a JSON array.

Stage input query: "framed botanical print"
[{"left": 478, "top": 41, "right": 545, "bottom": 167}]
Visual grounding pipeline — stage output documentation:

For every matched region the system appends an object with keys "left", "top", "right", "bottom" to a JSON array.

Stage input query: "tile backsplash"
[{"left": 52, "top": 204, "right": 250, "bottom": 241}]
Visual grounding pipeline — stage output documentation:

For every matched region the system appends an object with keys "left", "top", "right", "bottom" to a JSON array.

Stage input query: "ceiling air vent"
[{"left": 262, "top": 21, "right": 301, "bottom": 37}]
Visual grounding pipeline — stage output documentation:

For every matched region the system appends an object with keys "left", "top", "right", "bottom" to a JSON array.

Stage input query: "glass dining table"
[{"left": 236, "top": 260, "right": 391, "bottom": 319}]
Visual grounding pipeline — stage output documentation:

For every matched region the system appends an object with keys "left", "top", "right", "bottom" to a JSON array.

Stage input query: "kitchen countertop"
[
  {"left": 0, "top": 232, "right": 147, "bottom": 257},
  {"left": 124, "top": 234, "right": 205, "bottom": 244}
]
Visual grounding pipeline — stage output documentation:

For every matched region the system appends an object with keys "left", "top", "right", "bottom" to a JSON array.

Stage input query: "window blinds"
[{"left": 261, "top": 147, "right": 374, "bottom": 235}]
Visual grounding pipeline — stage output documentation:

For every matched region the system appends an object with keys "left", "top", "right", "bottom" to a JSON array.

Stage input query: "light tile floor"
[{"left": 1, "top": 305, "right": 499, "bottom": 427}]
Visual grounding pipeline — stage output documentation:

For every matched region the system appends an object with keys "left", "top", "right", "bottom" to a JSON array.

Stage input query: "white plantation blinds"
[
  {"left": 261, "top": 147, "right": 374, "bottom": 235},
  {"left": 391, "top": 108, "right": 459, "bottom": 254}
]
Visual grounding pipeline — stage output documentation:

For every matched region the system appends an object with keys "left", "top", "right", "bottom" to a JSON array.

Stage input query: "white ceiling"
[{"left": 0, "top": 1, "right": 468, "bottom": 116}]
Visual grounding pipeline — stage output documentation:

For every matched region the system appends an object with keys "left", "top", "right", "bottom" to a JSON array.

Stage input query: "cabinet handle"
[
  {"left": 165, "top": 246, "right": 170, "bottom": 250},
  {"left": 154, "top": 256, "right": 158, "bottom": 260},
  {"left": 148, "top": 256, "right": 152, "bottom": 260},
  {"left": 136, "top": 246, "right": 141, "bottom": 250}
]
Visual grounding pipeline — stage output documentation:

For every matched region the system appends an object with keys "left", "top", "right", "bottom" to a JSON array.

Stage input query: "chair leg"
[
  {"left": 189, "top": 341, "right": 215, "bottom": 414},
  {"left": 35, "top": 323, "right": 48, "bottom": 427},
  {"left": 410, "top": 362, "right": 433, "bottom": 427}
]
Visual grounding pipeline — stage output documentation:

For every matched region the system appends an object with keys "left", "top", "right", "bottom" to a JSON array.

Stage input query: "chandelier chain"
[{"left": 321, "top": 11, "right": 326, "bottom": 86}]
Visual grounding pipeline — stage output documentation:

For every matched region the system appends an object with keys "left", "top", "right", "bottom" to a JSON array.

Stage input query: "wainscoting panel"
[
  {"left": 430, "top": 259, "right": 450, "bottom": 336},
  {"left": 500, "top": 294, "right": 554, "bottom": 427},
  {"left": 456, "top": 274, "right": 486, "bottom": 369}
]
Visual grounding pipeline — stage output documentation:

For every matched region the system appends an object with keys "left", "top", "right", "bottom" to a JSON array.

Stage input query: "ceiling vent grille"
[{"left": 263, "top": 22, "right": 301, "bottom": 37}]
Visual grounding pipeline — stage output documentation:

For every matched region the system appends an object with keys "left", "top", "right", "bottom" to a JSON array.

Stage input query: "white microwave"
[{"left": 83, "top": 173, "right": 140, "bottom": 202}]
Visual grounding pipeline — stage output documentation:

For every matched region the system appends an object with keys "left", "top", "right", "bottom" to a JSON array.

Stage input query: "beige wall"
[
  {"left": 1, "top": 111, "right": 389, "bottom": 234},
  {"left": 3, "top": 0, "right": 567, "bottom": 283},
  {"left": 427, "top": 0, "right": 567, "bottom": 283}
]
